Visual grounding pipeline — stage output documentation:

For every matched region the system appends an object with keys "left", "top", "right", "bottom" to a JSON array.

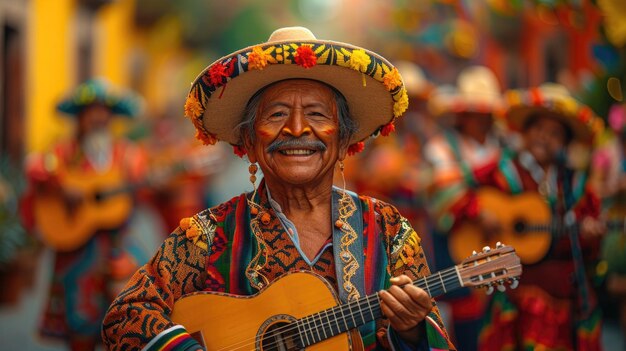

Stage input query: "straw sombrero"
[
  {"left": 505, "top": 83, "right": 604, "bottom": 144},
  {"left": 393, "top": 61, "right": 431, "bottom": 100},
  {"left": 56, "top": 78, "right": 140, "bottom": 117},
  {"left": 428, "top": 65, "right": 504, "bottom": 118},
  {"left": 183, "top": 26, "right": 408, "bottom": 155}
]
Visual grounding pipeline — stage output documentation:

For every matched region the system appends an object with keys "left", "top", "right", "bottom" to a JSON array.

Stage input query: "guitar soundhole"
[
  {"left": 513, "top": 220, "right": 526, "bottom": 233},
  {"left": 260, "top": 321, "right": 303, "bottom": 351}
]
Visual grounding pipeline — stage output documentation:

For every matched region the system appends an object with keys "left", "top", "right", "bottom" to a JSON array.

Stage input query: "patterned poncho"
[{"left": 102, "top": 184, "right": 455, "bottom": 351}]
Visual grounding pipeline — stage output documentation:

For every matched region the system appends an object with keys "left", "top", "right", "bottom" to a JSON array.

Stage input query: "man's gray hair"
[{"left": 237, "top": 80, "right": 358, "bottom": 146}]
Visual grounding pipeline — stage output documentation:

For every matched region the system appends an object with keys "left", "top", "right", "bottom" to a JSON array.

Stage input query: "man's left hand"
[{"left": 379, "top": 275, "right": 433, "bottom": 344}]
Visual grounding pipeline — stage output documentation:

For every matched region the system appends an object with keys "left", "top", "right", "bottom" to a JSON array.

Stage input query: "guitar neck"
[
  {"left": 296, "top": 266, "right": 462, "bottom": 347},
  {"left": 523, "top": 217, "right": 626, "bottom": 236}
]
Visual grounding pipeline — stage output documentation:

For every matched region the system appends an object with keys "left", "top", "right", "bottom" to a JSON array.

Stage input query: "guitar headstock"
[{"left": 458, "top": 242, "right": 522, "bottom": 294}]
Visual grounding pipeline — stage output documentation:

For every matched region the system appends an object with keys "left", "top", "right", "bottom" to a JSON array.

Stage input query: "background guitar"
[
  {"left": 33, "top": 146, "right": 224, "bottom": 252},
  {"left": 448, "top": 187, "right": 625, "bottom": 265},
  {"left": 172, "top": 243, "right": 522, "bottom": 351}
]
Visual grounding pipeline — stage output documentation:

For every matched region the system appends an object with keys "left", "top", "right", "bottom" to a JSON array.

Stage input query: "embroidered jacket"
[
  {"left": 480, "top": 151, "right": 603, "bottom": 351},
  {"left": 21, "top": 139, "right": 148, "bottom": 340},
  {"left": 102, "top": 185, "right": 455, "bottom": 350}
]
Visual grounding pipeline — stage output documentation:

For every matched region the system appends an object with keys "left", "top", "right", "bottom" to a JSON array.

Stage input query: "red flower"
[
  {"left": 294, "top": 46, "right": 317, "bottom": 68},
  {"left": 233, "top": 145, "right": 246, "bottom": 158},
  {"left": 206, "top": 63, "right": 228, "bottom": 86},
  {"left": 347, "top": 142, "right": 365, "bottom": 156},
  {"left": 204, "top": 58, "right": 238, "bottom": 87},
  {"left": 380, "top": 122, "right": 396, "bottom": 136}
]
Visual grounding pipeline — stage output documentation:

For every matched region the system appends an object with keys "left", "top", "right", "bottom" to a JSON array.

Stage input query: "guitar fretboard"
[{"left": 295, "top": 266, "right": 462, "bottom": 347}]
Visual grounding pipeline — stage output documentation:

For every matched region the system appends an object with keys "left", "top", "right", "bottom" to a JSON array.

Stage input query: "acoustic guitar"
[
  {"left": 33, "top": 146, "right": 224, "bottom": 252},
  {"left": 172, "top": 244, "right": 522, "bottom": 351},
  {"left": 33, "top": 166, "right": 133, "bottom": 252},
  {"left": 448, "top": 188, "right": 626, "bottom": 265}
]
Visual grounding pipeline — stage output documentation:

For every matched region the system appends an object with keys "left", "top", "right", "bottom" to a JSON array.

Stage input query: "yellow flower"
[
  {"left": 349, "top": 49, "right": 371, "bottom": 73},
  {"left": 195, "top": 129, "right": 218, "bottom": 146},
  {"left": 393, "top": 88, "right": 409, "bottom": 117},
  {"left": 184, "top": 91, "right": 204, "bottom": 118},
  {"left": 383, "top": 68, "right": 402, "bottom": 91},
  {"left": 248, "top": 46, "right": 271, "bottom": 70}
]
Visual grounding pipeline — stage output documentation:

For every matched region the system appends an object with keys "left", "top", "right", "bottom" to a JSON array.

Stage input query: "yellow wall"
[
  {"left": 94, "top": 0, "right": 135, "bottom": 87},
  {"left": 26, "top": 0, "right": 138, "bottom": 152},
  {"left": 27, "top": 0, "right": 76, "bottom": 152}
]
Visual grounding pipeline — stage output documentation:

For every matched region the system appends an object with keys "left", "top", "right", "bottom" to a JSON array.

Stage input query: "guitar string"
[
  {"left": 242, "top": 272, "right": 463, "bottom": 351},
  {"left": 218, "top": 260, "right": 518, "bottom": 351},
  {"left": 253, "top": 258, "right": 518, "bottom": 351},
  {"left": 216, "top": 270, "right": 462, "bottom": 351},
  {"left": 212, "top": 269, "right": 463, "bottom": 351}
]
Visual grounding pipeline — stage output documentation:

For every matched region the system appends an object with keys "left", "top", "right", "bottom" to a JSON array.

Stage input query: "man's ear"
[{"left": 242, "top": 132, "right": 257, "bottom": 163}]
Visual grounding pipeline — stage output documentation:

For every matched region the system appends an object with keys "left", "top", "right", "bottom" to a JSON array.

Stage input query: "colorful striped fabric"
[{"left": 141, "top": 325, "right": 201, "bottom": 351}]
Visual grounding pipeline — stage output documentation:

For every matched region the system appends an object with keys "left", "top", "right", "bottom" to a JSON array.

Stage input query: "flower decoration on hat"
[
  {"left": 393, "top": 88, "right": 409, "bottom": 117},
  {"left": 505, "top": 83, "right": 605, "bottom": 144},
  {"left": 184, "top": 86, "right": 205, "bottom": 119},
  {"left": 206, "top": 62, "right": 229, "bottom": 87},
  {"left": 383, "top": 67, "right": 402, "bottom": 91},
  {"left": 233, "top": 145, "right": 247, "bottom": 158},
  {"left": 347, "top": 142, "right": 365, "bottom": 156},
  {"left": 380, "top": 122, "right": 396, "bottom": 137},
  {"left": 183, "top": 26, "right": 409, "bottom": 157},
  {"left": 248, "top": 46, "right": 272, "bottom": 71},
  {"left": 294, "top": 45, "right": 317, "bottom": 68},
  {"left": 349, "top": 49, "right": 371, "bottom": 73}
]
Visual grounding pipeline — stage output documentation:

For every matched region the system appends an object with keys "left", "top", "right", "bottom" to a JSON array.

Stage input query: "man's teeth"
[{"left": 280, "top": 149, "right": 315, "bottom": 155}]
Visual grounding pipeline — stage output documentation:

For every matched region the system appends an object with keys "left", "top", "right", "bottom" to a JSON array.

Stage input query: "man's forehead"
[{"left": 259, "top": 79, "right": 336, "bottom": 101}]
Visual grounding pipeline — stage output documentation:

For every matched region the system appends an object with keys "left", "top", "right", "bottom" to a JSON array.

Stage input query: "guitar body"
[
  {"left": 172, "top": 271, "right": 362, "bottom": 351},
  {"left": 34, "top": 167, "right": 133, "bottom": 252},
  {"left": 449, "top": 188, "right": 551, "bottom": 265}
]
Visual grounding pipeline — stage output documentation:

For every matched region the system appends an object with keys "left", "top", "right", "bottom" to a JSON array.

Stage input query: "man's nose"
[{"left": 282, "top": 109, "right": 312, "bottom": 137}]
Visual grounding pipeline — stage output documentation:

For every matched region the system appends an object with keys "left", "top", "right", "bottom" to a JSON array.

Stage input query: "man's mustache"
[{"left": 266, "top": 137, "right": 327, "bottom": 153}]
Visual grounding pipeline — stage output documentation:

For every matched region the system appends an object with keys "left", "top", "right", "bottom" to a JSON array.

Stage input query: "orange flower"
[
  {"left": 248, "top": 46, "right": 270, "bottom": 70},
  {"left": 195, "top": 129, "right": 218, "bottom": 145},
  {"left": 383, "top": 68, "right": 402, "bottom": 91},
  {"left": 184, "top": 91, "right": 204, "bottom": 118},
  {"left": 294, "top": 45, "right": 317, "bottom": 68}
]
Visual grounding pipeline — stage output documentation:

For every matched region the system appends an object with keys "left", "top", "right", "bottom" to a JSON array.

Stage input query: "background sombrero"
[
  {"left": 183, "top": 26, "right": 408, "bottom": 154},
  {"left": 427, "top": 65, "right": 504, "bottom": 118},
  {"left": 56, "top": 78, "right": 141, "bottom": 117},
  {"left": 505, "top": 83, "right": 605, "bottom": 144}
]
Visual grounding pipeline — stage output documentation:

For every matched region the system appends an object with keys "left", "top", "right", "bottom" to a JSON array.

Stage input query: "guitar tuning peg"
[
  {"left": 510, "top": 279, "right": 519, "bottom": 289},
  {"left": 486, "top": 285, "right": 494, "bottom": 295},
  {"left": 497, "top": 284, "right": 506, "bottom": 292},
  {"left": 482, "top": 246, "right": 491, "bottom": 252},
  {"left": 496, "top": 242, "right": 503, "bottom": 248},
  {"left": 472, "top": 250, "right": 477, "bottom": 256}
]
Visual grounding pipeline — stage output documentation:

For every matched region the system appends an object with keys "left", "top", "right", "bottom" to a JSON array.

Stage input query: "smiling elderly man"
[{"left": 102, "top": 27, "right": 454, "bottom": 351}]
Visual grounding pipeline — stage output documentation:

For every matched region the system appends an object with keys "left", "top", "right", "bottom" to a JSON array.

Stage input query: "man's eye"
[
  {"left": 270, "top": 112, "right": 286, "bottom": 117},
  {"left": 308, "top": 111, "right": 325, "bottom": 117}
]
